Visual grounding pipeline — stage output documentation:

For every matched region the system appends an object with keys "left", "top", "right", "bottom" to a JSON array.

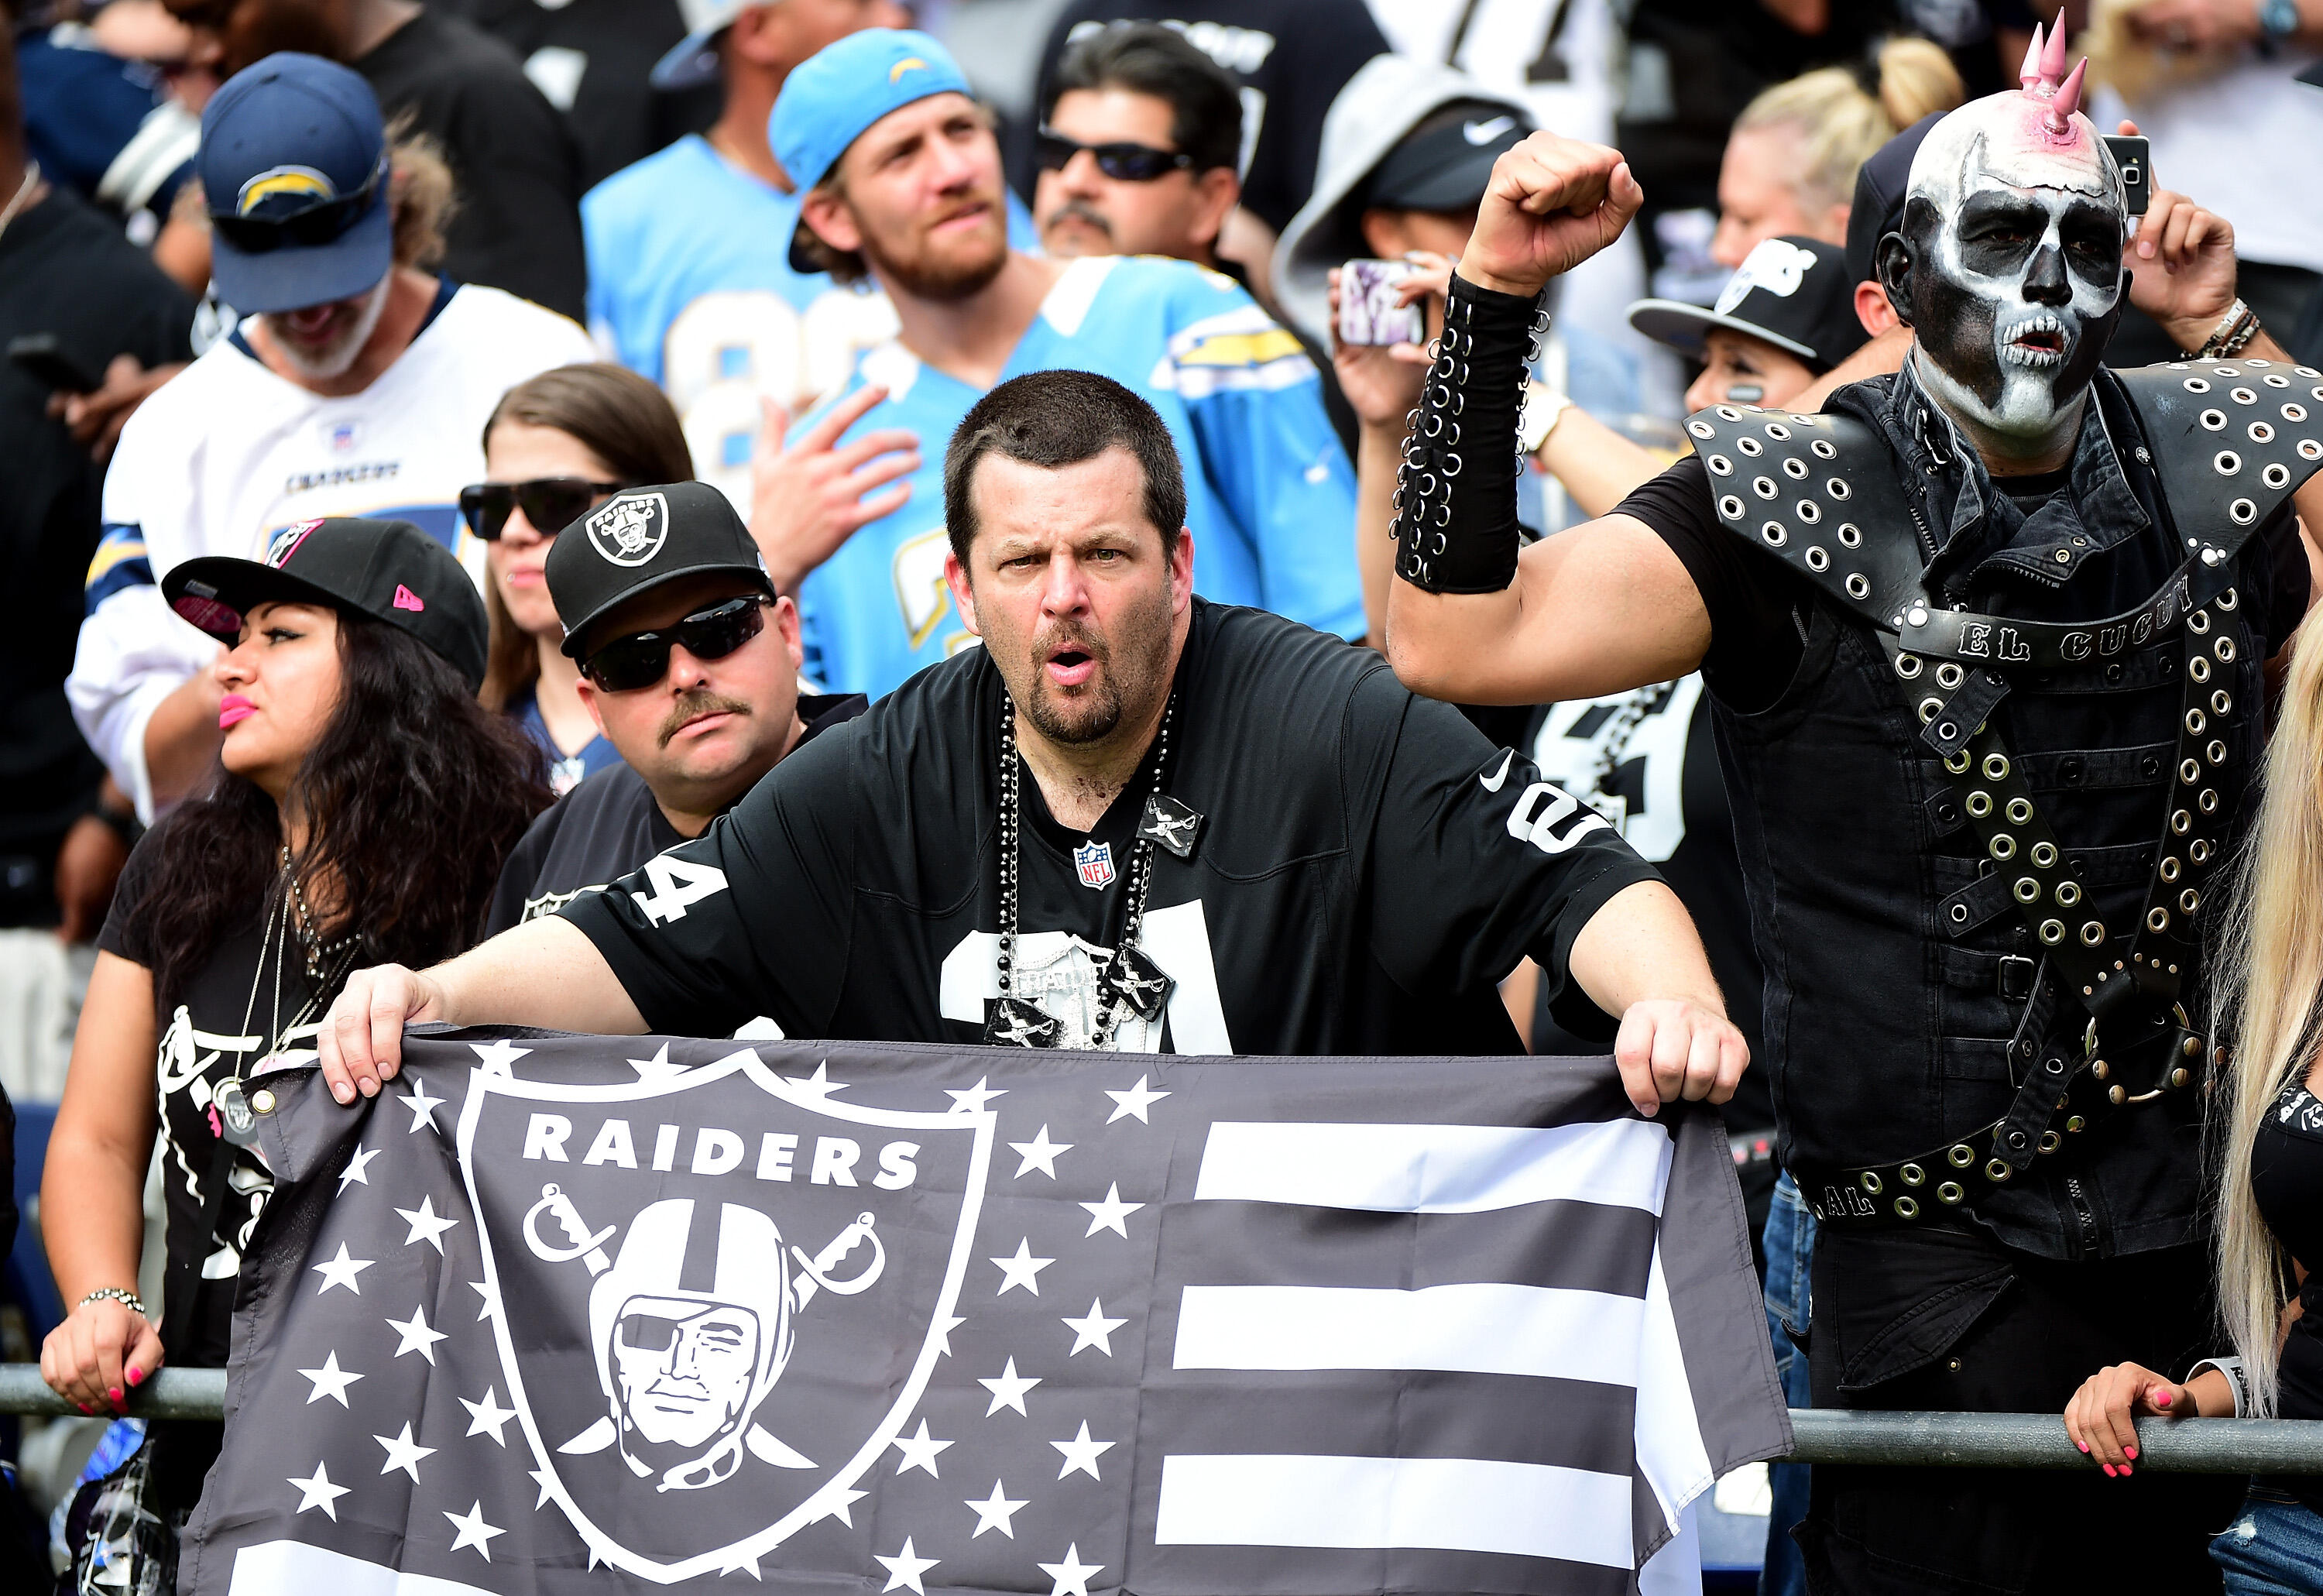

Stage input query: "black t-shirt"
[
  {"left": 564, "top": 602, "right": 1660, "bottom": 1054},
  {"left": 2253, "top": 1079, "right": 2323, "bottom": 1508},
  {"left": 1615, "top": 448, "right": 2313, "bottom": 716},
  {"left": 0, "top": 187, "right": 194, "bottom": 927},
  {"left": 1027, "top": 1, "right": 1391, "bottom": 234},
  {"left": 98, "top": 831, "right": 344, "bottom": 1364},
  {"left": 357, "top": 9, "right": 588, "bottom": 322},
  {"left": 433, "top": 0, "right": 719, "bottom": 190},
  {"left": 486, "top": 693, "right": 866, "bottom": 936}
]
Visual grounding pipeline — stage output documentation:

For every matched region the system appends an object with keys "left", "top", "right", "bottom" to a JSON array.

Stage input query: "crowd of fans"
[{"left": 4, "top": 0, "right": 2323, "bottom": 1592}]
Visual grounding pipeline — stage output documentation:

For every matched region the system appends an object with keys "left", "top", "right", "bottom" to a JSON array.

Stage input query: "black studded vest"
[{"left": 1692, "top": 358, "right": 2321, "bottom": 1258}]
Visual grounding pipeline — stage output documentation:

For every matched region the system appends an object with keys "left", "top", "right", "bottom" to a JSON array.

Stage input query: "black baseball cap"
[
  {"left": 1626, "top": 235, "right": 1867, "bottom": 375},
  {"left": 164, "top": 517, "right": 489, "bottom": 690},
  {"left": 1844, "top": 111, "right": 1943, "bottom": 290},
  {"left": 547, "top": 481, "right": 776, "bottom": 659},
  {"left": 1365, "top": 100, "right": 1532, "bottom": 212}
]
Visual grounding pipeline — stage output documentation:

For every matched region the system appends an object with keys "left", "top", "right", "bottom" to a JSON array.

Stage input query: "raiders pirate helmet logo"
[
  {"left": 585, "top": 491, "right": 670, "bottom": 568},
  {"left": 462, "top": 1049, "right": 993, "bottom": 1579}
]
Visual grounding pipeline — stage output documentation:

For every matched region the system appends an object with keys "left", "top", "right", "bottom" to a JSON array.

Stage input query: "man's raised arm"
[
  {"left": 317, "top": 918, "right": 647, "bottom": 1103},
  {"left": 1382, "top": 133, "right": 1713, "bottom": 707}
]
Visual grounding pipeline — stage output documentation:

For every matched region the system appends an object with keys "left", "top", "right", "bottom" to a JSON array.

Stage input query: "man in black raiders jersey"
[
  {"left": 318, "top": 369, "right": 1746, "bottom": 1116},
  {"left": 483, "top": 482, "right": 864, "bottom": 939}
]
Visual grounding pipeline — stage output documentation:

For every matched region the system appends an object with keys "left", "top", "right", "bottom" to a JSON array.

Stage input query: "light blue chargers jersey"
[
  {"left": 582, "top": 136, "right": 1035, "bottom": 506},
  {"left": 796, "top": 255, "right": 1361, "bottom": 698}
]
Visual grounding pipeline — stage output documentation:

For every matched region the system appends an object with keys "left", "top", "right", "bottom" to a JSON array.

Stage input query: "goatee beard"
[{"left": 265, "top": 273, "right": 393, "bottom": 381}]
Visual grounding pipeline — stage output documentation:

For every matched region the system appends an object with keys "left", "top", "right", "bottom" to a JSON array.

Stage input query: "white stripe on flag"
[
  {"left": 1153, "top": 1453, "right": 1635, "bottom": 1567},
  {"left": 1633, "top": 1239, "right": 1716, "bottom": 1538},
  {"left": 1192, "top": 1118, "right": 1672, "bottom": 1213},
  {"left": 228, "top": 1539, "right": 493, "bottom": 1596},
  {"left": 1172, "top": 1282, "right": 1645, "bottom": 1384}
]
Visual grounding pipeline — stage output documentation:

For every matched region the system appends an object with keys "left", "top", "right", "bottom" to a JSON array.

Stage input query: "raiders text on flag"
[{"left": 184, "top": 1031, "right": 1786, "bottom": 1596}]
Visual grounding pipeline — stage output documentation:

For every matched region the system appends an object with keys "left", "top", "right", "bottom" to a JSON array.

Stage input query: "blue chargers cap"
[
  {"left": 771, "top": 29, "right": 973, "bottom": 197},
  {"left": 197, "top": 53, "right": 392, "bottom": 316}
]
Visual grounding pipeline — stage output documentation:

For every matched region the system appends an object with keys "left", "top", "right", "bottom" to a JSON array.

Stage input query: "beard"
[
  {"left": 262, "top": 273, "right": 393, "bottom": 381},
  {"left": 1015, "top": 582, "right": 1174, "bottom": 747},
  {"left": 860, "top": 197, "right": 1011, "bottom": 302}
]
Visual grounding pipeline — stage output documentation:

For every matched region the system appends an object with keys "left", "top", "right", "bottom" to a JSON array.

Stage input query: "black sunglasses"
[
  {"left": 458, "top": 478, "right": 627, "bottom": 541},
  {"left": 582, "top": 595, "right": 770, "bottom": 692},
  {"left": 208, "top": 157, "right": 388, "bottom": 253},
  {"left": 1035, "top": 129, "right": 1195, "bottom": 183}
]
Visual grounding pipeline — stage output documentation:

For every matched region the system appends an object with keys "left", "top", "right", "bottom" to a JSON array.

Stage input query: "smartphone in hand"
[{"left": 1339, "top": 259, "right": 1426, "bottom": 347}]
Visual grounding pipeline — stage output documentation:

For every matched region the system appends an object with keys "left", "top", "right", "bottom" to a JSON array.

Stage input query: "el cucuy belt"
[{"left": 1688, "top": 359, "right": 2323, "bottom": 1226}]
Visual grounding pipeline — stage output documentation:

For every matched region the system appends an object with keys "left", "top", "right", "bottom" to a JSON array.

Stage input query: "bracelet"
[
  {"left": 1519, "top": 382, "right": 1573, "bottom": 458},
  {"left": 2188, "top": 1355, "right": 2249, "bottom": 1418},
  {"left": 77, "top": 1286, "right": 148, "bottom": 1317},
  {"left": 2197, "top": 298, "right": 2260, "bottom": 360}
]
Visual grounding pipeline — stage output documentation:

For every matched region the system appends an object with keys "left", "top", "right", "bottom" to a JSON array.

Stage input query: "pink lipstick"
[{"left": 219, "top": 694, "right": 257, "bottom": 729}]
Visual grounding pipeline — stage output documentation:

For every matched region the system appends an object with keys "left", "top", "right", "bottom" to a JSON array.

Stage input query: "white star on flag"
[
  {"left": 395, "top": 1193, "right": 460, "bottom": 1253},
  {"left": 310, "top": 1243, "right": 373, "bottom": 1296},
  {"left": 781, "top": 1060, "right": 848, "bottom": 1099},
  {"left": 1062, "top": 1299, "right": 1127, "bottom": 1357},
  {"left": 1038, "top": 1543, "right": 1105, "bottom": 1596},
  {"left": 1050, "top": 1421, "right": 1115, "bottom": 1481},
  {"left": 1079, "top": 1182, "right": 1144, "bottom": 1238},
  {"left": 468, "top": 1038, "right": 530, "bottom": 1075},
  {"left": 627, "top": 1042, "right": 689, "bottom": 1083},
  {"left": 443, "top": 1500, "right": 504, "bottom": 1560},
  {"left": 945, "top": 1075, "right": 1007, "bottom": 1114},
  {"left": 462, "top": 1386, "right": 517, "bottom": 1445},
  {"left": 875, "top": 1537, "right": 939, "bottom": 1594},
  {"left": 469, "top": 1278, "right": 499, "bottom": 1322},
  {"left": 963, "top": 1479, "right": 1029, "bottom": 1539},
  {"left": 399, "top": 1076, "right": 446, "bottom": 1132},
  {"left": 296, "top": 1349, "right": 362, "bottom": 1406},
  {"left": 932, "top": 1313, "right": 966, "bottom": 1357},
  {"left": 990, "top": 1237, "right": 1055, "bottom": 1296},
  {"left": 287, "top": 1460, "right": 349, "bottom": 1520},
  {"left": 335, "top": 1145, "right": 381, "bottom": 1194},
  {"left": 977, "top": 1356, "right": 1041, "bottom": 1416},
  {"left": 1103, "top": 1073, "right": 1171, "bottom": 1124},
  {"left": 1008, "top": 1124, "right": 1072, "bottom": 1178},
  {"left": 890, "top": 1418, "right": 952, "bottom": 1478},
  {"left": 386, "top": 1304, "right": 448, "bottom": 1364},
  {"left": 374, "top": 1422, "right": 435, "bottom": 1481}
]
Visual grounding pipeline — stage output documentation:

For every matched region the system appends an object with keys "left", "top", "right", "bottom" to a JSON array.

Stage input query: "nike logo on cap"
[
  {"left": 1480, "top": 750, "right": 1515, "bottom": 791},
  {"left": 1463, "top": 115, "right": 1516, "bottom": 146}
]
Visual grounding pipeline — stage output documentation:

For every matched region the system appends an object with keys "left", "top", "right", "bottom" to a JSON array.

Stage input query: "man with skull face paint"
[{"left": 1383, "top": 26, "right": 2323, "bottom": 1594}]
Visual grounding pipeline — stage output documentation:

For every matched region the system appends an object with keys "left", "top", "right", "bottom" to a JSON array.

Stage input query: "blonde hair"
[
  {"left": 2215, "top": 602, "right": 2323, "bottom": 1416},
  {"left": 1735, "top": 39, "right": 1966, "bottom": 215},
  {"left": 386, "top": 118, "right": 457, "bottom": 273}
]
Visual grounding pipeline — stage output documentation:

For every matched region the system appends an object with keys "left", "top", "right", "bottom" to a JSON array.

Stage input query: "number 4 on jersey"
[{"left": 631, "top": 856, "right": 729, "bottom": 925}]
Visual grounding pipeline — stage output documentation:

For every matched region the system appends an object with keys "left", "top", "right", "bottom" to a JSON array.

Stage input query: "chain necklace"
[
  {"left": 280, "top": 845, "right": 361, "bottom": 982},
  {"left": 1586, "top": 681, "right": 1675, "bottom": 797},
  {"left": 988, "top": 695, "right": 1178, "bottom": 1049}
]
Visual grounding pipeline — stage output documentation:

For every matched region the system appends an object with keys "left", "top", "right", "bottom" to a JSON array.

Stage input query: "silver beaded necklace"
[{"left": 986, "top": 694, "right": 1178, "bottom": 1049}]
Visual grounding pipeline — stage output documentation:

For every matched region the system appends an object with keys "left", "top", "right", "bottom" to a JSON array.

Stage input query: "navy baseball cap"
[
  {"left": 1844, "top": 112, "right": 1943, "bottom": 290},
  {"left": 1627, "top": 235, "right": 1866, "bottom": 375},
  {"left": 772, "top": 29, "right": 973, "bottom": 198},
  {"left": 198, "top": 53, "right": 393, "bottom": 316},
  {"left": 165, "top": 518, "right": 489, "bottom": 691}
]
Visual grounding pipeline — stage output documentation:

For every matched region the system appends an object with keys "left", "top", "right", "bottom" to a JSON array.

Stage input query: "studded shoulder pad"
[
  {"left": 1686, "top": 403, "right": 1927, "bottom": 633},
  {"left": 2111, "top": 358, "right": 2323, "bottom": 559}
]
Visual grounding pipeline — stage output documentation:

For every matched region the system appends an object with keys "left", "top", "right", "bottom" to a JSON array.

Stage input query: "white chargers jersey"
[{"left": 70, "top": 280, "right": 595, "bottom": 817}]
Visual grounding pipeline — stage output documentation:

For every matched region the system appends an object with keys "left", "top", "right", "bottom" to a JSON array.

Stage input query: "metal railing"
[{"left": 2, "top": 1366, "right": 2321, "bottom": 1472}]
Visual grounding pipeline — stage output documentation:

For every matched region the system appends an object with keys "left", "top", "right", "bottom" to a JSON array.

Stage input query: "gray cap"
[{"left": 1270, "top": 56, "right": 1533, "bottom": 348}]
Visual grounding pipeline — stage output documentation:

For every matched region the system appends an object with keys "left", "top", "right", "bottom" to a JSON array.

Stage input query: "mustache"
[
  {"left": 1043, "top": 200, "right": 1113, "bottom": 240},
  {"left": 657, "top": 690, "right": 752, "bottom": 747},
  {"left": 1032, "top": 618, "right": 1109, "bottom": 670}
]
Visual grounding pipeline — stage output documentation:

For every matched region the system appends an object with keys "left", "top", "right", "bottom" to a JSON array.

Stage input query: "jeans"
[
  {"left": 1761, "top": 1169, "right": 1815, "bottom": 1596},
  {"left": 2213, "top": 1488, "right": 2323, "bottom": 1595}
]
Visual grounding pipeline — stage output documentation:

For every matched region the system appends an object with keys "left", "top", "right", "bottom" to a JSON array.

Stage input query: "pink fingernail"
[
  {"left": 126, "top": 1368, "right": 142, "bottom": 1388},
  {"left": 2077, "top": 1440, "right": 2089, "bottom": 1453},
  {"left": 2123, "top": 1446, "right": 2137, "bottom": 1460},
  {"left": 2155, "top": 1391, "right": 2172, "bottom": 1408},
  {"left": 107, "top": 1387, "right": 121, "bottom": 1402},
  {"left": 2121, "top": 1464, "right": 2133, "bottom": 1476},
  {"left": 76, "top": 1402, "right": 90, "bottom": 1415},
  {"left": 2102, "top": 1464, "right": 2116, "bottom": 1477}
]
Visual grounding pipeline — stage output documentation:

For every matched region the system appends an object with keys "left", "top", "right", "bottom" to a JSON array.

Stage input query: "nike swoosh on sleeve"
[{"left": 1479, "top": 751, "right": 1515, "bottom": 791}]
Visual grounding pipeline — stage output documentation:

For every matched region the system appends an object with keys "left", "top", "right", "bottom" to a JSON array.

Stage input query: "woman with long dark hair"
[
  {"left": 466, "top": 362, "right": 695, "bottom": 793},
  {"left": 38, "top": 517, "right": 549, "bottom": 1520}
]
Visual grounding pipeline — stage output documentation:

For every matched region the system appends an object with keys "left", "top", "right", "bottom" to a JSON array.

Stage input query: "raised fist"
[{"left": 1460, "top": 132, "right": 1644, "bottom": 300}]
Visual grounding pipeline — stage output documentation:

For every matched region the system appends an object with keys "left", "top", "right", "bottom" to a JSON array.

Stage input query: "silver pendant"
[
  {"left": 212, "top": 1077, "right": 262, "bottom": 1146},
  {"left": 1104, "top": 944, "right": 1175, "bottom": 1023},
  {"left": 1138, "top": 793, "right": 1203, "bottom": 858},
  {"left": 985, "top": 997, "right": 1062, "bottom": 1048}
]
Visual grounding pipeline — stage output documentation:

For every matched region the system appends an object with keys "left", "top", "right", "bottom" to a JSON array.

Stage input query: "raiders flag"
[{"left": 181, "top": 1031, "right": 1786, "bottom": 1596}]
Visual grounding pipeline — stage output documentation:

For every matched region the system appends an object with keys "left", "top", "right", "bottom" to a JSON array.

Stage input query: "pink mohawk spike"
[
  {"left": 2019, "top": 21, "right": 2047, "bottom": 90},
  {"left": 2040, "top": 12, "right": 2070, "bottom": 88},
  {"left": 2044, "top": 57, "right": 2087, "bottom": 132}
]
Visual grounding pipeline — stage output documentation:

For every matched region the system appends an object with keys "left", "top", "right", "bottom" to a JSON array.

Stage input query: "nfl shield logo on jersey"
[
  {"left": 459, "top": 1052, "right": 992, "bottom": 1580},
  {"left": 1073, "top": 839, "right": 1115, "bottom": 889}
]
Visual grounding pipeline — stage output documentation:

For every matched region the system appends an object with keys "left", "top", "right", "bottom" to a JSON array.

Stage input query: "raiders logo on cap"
[{"left": 586, "top": 491, "right": 670, "bottom": 568}]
